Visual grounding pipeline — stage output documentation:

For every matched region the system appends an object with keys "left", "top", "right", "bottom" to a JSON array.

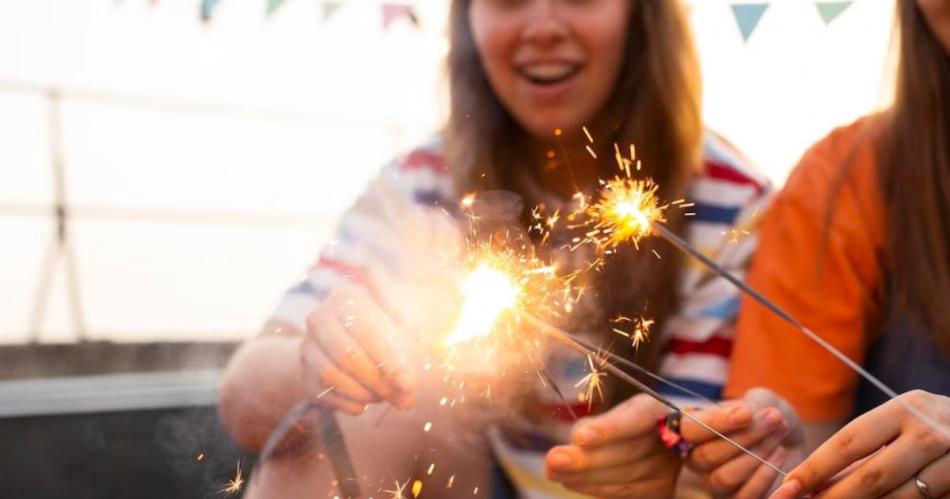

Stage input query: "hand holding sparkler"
[
  {"left": 681, "top": 388, "right": 805, "bottom": 498},
  {"left": 770, "top": 390, "right": 950, "bottom": 499},
  {"left": 544, "top": 394, "right": 682, "bottom": 498},
  {"left": 300, "top": 285, "right": 417, "bottom": 414}
]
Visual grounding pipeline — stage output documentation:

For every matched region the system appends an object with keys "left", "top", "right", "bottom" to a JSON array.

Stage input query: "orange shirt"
[{"left": 724, "top": 117, "right": 887, "bottom": 422}]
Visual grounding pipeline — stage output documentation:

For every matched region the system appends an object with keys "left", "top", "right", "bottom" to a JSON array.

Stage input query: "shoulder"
[
  {"left": 699, "top": 131, "right": 771, "bottom": 194},
  {"left": 781, "top": 116, "right": 881, "bottom": 212},
  {"left": 686, "top": 132, "right": 771, "bottom": 228}
]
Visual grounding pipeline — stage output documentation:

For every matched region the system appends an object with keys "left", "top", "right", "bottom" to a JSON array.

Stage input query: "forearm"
[{"left": 218, "top": 322, "right": 309, "bottom": 451}]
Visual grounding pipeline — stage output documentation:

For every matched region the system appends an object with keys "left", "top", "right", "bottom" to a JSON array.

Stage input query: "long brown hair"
[
  {"left": 444, "top": 0, "right": 704, "bottom": 400},
  {"left": 878, "top": 0, "right": 950, "bottom": 352}
]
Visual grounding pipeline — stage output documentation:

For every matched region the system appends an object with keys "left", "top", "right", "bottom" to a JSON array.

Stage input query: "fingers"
[
  {"left": 784, "top": 399, "right": 906, "bottom": 493},
  {"left": 733, "top": 446, "right": 788, "bottom": 499},
  {"left": 546, "top": 435, "right": 661, "bottom": 477},
  {"left": 702, "top": 429, "right": 788, "bottom": 497},
  {"left": 302, "top": 286, "right": 417, "bottom": 411},
  {"left": 680, "top": 403, "right": 754, "bottom": 445},
  {"left": 799, "top": 427, "right": 948, "bottom": 499},
  {"left": 314, "top": 309, "right": 398, "bottom": 402},
  {"left": 568, "top": 394, "right": 668, "bottom": 447},
  {"left": 883, "top": 452, "right": 949, "bottom": 499},
  {"left": 688, "top": 406, "right": 787, "bottom": 472},
  {"left": 300, "top": 338, "right": 375, "bottom": 413},
  {"left": 332, "top": 286, "right": 417, "bottom": 394}
]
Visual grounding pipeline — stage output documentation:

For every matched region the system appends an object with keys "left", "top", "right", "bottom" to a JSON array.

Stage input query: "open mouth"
[{"left": 517, "top": 63, "right": 582, "bottom": 86}]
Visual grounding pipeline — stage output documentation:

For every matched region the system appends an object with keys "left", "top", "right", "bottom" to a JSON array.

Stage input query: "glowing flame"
[
  {"left": 444, "top": 263, "right": 521, "bottom": 345},
  {"left": 589, "top": 177, "right": 667, "bottom": 248}
]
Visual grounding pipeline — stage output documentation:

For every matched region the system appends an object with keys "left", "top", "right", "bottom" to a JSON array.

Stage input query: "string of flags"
[
  {"left": 730, "top": 1, "right": 854, "bottom": 42},
  {"left": 199, "top": 0, "right": 418, "bottom": 26},
  {"left": 193, "top": 0, "right": 854, "bottom": 37}
]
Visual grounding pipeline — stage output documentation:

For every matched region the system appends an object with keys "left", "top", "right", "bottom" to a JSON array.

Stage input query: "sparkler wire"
[
  {"left": 256, "top": 401, "right": 362, "bottom": 498},
  {"left": 523, "top": 313, "right": 787, "bottom": 476},
  {"left": 652, "top": 222, "right": 950, "bottom": 439},
  {"left": 566, "top": 333, "right": 722, "bottom": 407}
]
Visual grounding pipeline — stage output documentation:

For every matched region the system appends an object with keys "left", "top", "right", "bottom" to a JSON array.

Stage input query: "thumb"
[{"left": 570, "top": 394, "right": 666, "bottom": 447}]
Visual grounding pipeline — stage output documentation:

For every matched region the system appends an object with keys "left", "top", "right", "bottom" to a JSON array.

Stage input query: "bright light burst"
[
  {"left": 443, "top": 262, "right": 521, "bottom": 345},
  {"left": 442, "top": 242, "right": 579, "bottom": 347},
  {"left": 587, "top": 177, "right": 667, "bottom": 249}
]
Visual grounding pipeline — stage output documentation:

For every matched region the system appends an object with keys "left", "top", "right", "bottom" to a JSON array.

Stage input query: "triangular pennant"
[
  {"left": 267, "top": 0, "right": 286, "bottom": 16},
  {"left": 381, "top": 3, "right": 416, "bottom": 29},
  {"left": 815, "top": 1, "right": 853, "bottom": 25},
  {"left": 200, "top": 0, "right": 219, "bottom": 22},
  {"left": 730, "top": 3, "right": 770, "bottom": 43},
  {"left": 320, "top": 0, "right": 342, "bottom": 20}
]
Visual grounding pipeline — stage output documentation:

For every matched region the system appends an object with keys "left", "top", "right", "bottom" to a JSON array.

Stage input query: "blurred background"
[{"left": 0, "top": 0, "right": 893, "bottom": 496}]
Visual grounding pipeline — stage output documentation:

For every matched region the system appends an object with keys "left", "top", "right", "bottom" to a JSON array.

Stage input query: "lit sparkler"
[
  {"left": 433, "top": 242, "right": 782, "bottom": 474},
  {"left": 586, "top": 177, "right": 668, "bottom": 250},
  {"left": 583, "top": 158, "right": 947, "bottom": 437},
  {"left": 443, "top": 262, "right": 521, "bottom": 345}
]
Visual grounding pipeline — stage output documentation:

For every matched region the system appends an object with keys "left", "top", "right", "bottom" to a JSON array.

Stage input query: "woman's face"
[
  {"left": 917, "top": 0, "right": 950, "bottom": 52},
  {"left": 469, "top": 0, "right": 631, "bottom": 140}
]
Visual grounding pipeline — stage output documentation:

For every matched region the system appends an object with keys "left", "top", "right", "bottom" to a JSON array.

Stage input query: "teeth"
[{"left": 520, "top": 63, "right": 576, "bottom": 82}]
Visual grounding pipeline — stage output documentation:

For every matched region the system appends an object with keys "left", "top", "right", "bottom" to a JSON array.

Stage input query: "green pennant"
[
  {"left": 267, "top": 0, "right": 286, "bottom": 16},
  {"left": 816, "top": 1, "right": 853, "bottom": 25},
  {"left": 730, "top": 3, "right": 770, "bottom": 43}
]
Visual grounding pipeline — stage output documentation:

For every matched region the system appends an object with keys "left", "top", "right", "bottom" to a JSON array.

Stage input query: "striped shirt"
[{"left": 272, "top": 134, "right": 770, "bottom": 498}]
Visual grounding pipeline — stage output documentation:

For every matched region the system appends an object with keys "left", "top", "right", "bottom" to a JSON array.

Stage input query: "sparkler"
[
  {"left": 441, "top": 248, "right": 782, "bottom": 475},
  {"left": 255, "top": 402, "right": 361, "bottom": 498},
  {"left": 585, "top": 169, "right": 949, "bottom": 438}
]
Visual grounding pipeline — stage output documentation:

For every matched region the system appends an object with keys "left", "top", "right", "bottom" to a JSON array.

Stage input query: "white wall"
[{"left": 0, "top": 0, "right": 894, "bottom": 343}]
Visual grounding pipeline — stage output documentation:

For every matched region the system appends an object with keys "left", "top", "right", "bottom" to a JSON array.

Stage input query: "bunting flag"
[
  {"left": 200, "top": 0, "right": 219, "bottom": 22},
  {"left": 381, "top": 3, "right": 417, "bottom": 29},
  {"left": 815, "top": 1, "right": 853, "bottom": 25},
  {"left": 319, "top": 0, "right": 342, "bottom": 20},
  {"left": 267, "top": 0, "right": 286, "bottom": 16},
  {"left": 730, "top": 3, "right": 770, "bottom": 42}
]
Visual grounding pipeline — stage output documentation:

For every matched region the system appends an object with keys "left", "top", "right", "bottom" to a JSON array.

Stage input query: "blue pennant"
[{"left": 731, "top": 3, "right": 770, "bottom": 43}]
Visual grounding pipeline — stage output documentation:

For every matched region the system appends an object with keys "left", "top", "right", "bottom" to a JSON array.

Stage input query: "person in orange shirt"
[{"left": 657, "top": 0, "right": 950, "bottom": 498}]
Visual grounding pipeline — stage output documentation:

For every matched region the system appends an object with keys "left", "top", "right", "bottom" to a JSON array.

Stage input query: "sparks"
[
  {"left": 587, "top": 177, "right": 667, "bottom": 248},
  {"left": 443, "top": 262, "right": 521, "bottom": 345},
  {"left": 575, "top": 354, "right": 607, "bottom": 411},
  {"left": 384, "top": 479, "right": 410, "bottom": 499},
  {"left": 219, "top": 461, "right": 244, "bottom": 496},
  {"left": 442, "top": 240, "right": 579, "bottom": 348},
  {"left": 412, "top": 480, "right": 424, "bottom": 497},
  {"left": 612, "top": 315, "right": 654, "bottom": 350}
]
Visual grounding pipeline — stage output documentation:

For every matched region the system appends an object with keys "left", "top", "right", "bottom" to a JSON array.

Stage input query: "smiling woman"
[{"left": 219, "top": 1, "right": 772, "bottom": 498}]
